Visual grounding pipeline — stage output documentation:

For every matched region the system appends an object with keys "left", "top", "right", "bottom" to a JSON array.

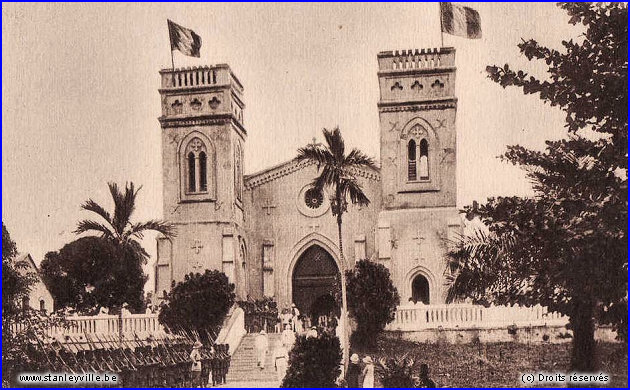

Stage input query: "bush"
[
  {"left": 158, "top": 270, "right": 235, "bottom": 343},
  {"left": 376, "top": 354, "right": 417, "bottom": 388},
  {"left": 40, "top": 237, "right": 147, "bottom": 313},
  {"left": 346, "top": 259, "right": 400, "bottom": 347},
  {"left": 281, "top": 333, "right": 342, "bottom": 388}
]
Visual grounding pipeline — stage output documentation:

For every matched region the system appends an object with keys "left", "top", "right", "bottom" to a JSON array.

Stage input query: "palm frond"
[
  {"left": 80, "top": 199, "right": 114, "bottom": 227},
  {"left": 312, "top": 166, "right": 340, "bottom": 191},
  {"left": 322, "top": 127, "right": 345, "bottom": 161},
  {"left": 125, "top": 220, "right": 177, "bottom": 241},
  {"left": 340, "top": 178, "right": 370, "bottom": 207},
  {"left": 296, "top": 145, "right": 335, "bottom": 169},
  {"left": 344, "top": 148, "right": 378, "bottom": 171},
  {"left": 74, "top": 219, "right": 114, "bottom": 238},
  {"left": 109, "top": 182, "right": 140, "bottom": 236}
]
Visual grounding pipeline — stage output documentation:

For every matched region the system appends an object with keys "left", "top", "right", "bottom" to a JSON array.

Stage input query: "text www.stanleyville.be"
[
  {"left": 18, "top": 372, "right": 118, "bottom": 385},
  {"left": 520, "top": 372, "right": 609, "bottom": 385}
]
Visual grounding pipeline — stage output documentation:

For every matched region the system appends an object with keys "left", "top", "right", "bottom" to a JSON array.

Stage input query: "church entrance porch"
[{"left": 291, "top": 245, "right": 340, "bottom": 324}]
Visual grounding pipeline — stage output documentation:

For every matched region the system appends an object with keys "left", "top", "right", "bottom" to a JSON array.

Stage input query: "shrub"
[
  {"left": 158, "top": 270, "right": 235, "bottom": 343},
  {"left": 376, "top": 354, "right": 417, "bottom": 388},
  {"left": 281, "top": 333, "right": 342, "bottom": 388},
  {"left": 346, "top": 259, "right": 400, "bottom": 347}
]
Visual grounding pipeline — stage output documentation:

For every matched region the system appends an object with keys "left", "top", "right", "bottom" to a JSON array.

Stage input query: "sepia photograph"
[{"left": 2, "top": 2, "right": 627, "bottom": 388}]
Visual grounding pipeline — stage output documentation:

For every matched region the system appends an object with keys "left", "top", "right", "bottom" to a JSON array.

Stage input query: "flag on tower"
[
  {"left": 167, "top": 19, "right": 202, "bottom": 57},
  {"left": 440, "top": 2, "right": 482, "bottom": 39}
]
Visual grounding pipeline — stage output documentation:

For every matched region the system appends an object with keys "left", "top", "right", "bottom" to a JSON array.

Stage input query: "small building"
[{"left": 16, "top": 253, "right": 55, "bottom": 314}]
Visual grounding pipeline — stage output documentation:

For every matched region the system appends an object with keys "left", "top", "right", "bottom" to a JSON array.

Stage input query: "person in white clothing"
[
  {"left": 291, "top": 304, "right": 300, "bottom": 332},
  {"left": 281, "top": 324, "right": 296, "bottom": 349},
  {"left": 255, "top": 329, "right": 269, "bottom": 369},
  {"left": 362, "top": 356, "right": 375, "bottom": 388},
  {"left": 274, "top": 343, "right": 289, "bottom": 382}
]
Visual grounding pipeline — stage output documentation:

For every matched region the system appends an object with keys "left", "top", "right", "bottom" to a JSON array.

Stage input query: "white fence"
[
  {"left": 12, "top": 313, "right": 163, "bottom": 339},
  {"left": 386, "top": 304, "right": 568, "bottom": 332}
]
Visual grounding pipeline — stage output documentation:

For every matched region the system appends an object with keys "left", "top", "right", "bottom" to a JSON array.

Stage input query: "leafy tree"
[
  {"left": 346, "top": 260, "right": 400, "bottom": 347},
  {"left": 281, "top": 332, "right": 342, "bottom": 388},
  {"left": 158, "top": 270, "right": 235, "bottom": 343},
  {"left": 40, "top": 237, "right": 147, "bottom": 312},
  {"left": 2, "top": 223, "right": 33, "bottom": 318},
  {"left": 2, "top": 223, "right": 64, "bottom": 387},
  {"left": 72, "top": 182, "right": 175, "bottom": 311},
  {"left": 447, "top": 3, "right": 627, "bottom": 372}
]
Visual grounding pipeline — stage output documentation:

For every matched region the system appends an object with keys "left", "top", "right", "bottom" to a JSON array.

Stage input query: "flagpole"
[
  {"left": 439, "top": 3, "right": 444, "bottom": 48},
  {"left": 167, "top": 19, "right": 176, "bottom": 86},
  {"left": 170, "top": 49, "right": 176, "bottom": 85}
]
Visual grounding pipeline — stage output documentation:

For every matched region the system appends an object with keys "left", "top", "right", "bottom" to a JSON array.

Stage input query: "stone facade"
[{"left": 155, "top": 48, "right": 463, "bottom": 315}]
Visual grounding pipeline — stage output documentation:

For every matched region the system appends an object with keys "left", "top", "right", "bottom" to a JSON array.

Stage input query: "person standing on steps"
[
  {"left": 274, "top": 342, "right": 289, "bottom": 383},
  {"left": 281, "top": 324, "right": 296, "bottom": 350},
  {"left": 291, "top": 304, "right": 300, "bottom": 332},
  {"left": 255, "top": 329, "right": 269, "bottom": 369}
]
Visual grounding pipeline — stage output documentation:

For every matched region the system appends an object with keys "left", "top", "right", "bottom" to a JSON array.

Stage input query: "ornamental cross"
[
  {"left": 192, "top": 260, "right": 204, "bottom": 270},
  {"left": 262, "top": 201, "right": 277, "bottom": 216},
  {"left": 191, "top": 239, "right": 204, "bottom": 255},
  {"left": 412, "top": 230, "right": 425, "bottom": 259}
]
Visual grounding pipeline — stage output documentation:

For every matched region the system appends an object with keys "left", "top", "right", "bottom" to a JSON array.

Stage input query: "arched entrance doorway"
[
  {"left": 291, "top": 245, "right": 340, "bottom": 322},
  {"left": 411, "top": 274, "right": 430, "bottom": 304}
]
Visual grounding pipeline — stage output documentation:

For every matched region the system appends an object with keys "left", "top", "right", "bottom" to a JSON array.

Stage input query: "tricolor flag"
[
  {"left": 440, "top": 2, "right": 482, "bottom": 39},
  {"left": 168, "top": 19, "right": 202, "bottom": 57}
]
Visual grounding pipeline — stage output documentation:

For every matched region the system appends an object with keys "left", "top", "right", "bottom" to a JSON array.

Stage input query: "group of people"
[
  {"left": 253, "top": 324, "right": 294, "bottom": 383},
  {"left": 345, "top": 354, "right": 375, "bottom": 388},
  {"left": 345, "top": 354, "right": 436, "bottom": 388},
  {"left": 8, "top": 333, "right": 231, "bottom": 388}
]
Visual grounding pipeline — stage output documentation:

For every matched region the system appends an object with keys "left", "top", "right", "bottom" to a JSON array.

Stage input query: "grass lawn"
[{"left": 351, "top": 336, "right": 627, "bottom": 387}]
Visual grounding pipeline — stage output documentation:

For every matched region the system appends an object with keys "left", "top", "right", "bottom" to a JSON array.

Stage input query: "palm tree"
[
  {"left": 75, "top": 182, "right": 175, "bottom": 253},
  {"left": 296, "top": 127, "right": 377, "bottom": 364},
  {"left": 297, "top": 127, "right": 377, "bottom": 257}
]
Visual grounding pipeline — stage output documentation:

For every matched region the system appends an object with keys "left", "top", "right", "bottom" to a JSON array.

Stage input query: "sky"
[{"left": 2, "top": 3, "right": 582, "bottom": 290}]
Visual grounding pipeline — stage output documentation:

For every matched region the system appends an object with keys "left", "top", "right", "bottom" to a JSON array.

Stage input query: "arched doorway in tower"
[
  {"left": 292, "top": 245, "right": 340, "bottom": 323},
  {"left": 411, "top": 274, "right": 430, "bottom": 304}
]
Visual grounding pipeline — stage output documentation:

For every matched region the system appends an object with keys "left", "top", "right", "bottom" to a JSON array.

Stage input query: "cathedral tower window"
[
  {"left": 180, "top": 132, "right": 215, "bottom": 201},
  {"left": 188, "top": 152, "right": 196, "bottom": 192},
  {"left": 407, "top": 139, "right": 417, "bottom": 181},
  {"left": 184, "top": 138, "right": 208, "bottom": 194},
  {"left": 419, "top": 139, "right": 429, "bottom": 180},
  {"left": 199, "top": 151, "right": 208, "bottom": 191}
]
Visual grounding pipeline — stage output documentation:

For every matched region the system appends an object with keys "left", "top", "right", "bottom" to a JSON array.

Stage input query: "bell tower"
[
  {"left": 154, "top": 65, "right": 249, "bottom": 300},
  {"left": 375, "top": 48, "right": 461, "bottom": 305}
]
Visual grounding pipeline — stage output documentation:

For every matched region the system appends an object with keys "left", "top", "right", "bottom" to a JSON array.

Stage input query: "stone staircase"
[{"left": 223, "top": 333, "right": 283, "bottom": 386}]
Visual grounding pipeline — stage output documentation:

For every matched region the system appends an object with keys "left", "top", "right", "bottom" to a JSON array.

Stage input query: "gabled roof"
[{"left": 244, "top": 158, "right": 381, "bottom": 191}]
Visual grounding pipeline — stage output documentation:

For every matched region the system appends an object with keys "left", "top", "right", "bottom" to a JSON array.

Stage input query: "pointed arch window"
[
  {"left": 184, "top": 137, "right": 208, "bottom": 194},
  {"left": 199, "top": 151, "right": 207, "bottom": 191},
  {"left": 407, "top": 139, "right": 417, "bottom": 181},
  {"left": 419, "top": 139, "right": 429, "bottom": 180},
  {"left": 188, "top": 152, "right": 196, "bottom": 192}
]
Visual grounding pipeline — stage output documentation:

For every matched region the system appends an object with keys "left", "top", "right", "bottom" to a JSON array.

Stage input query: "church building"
[{"left": 154, "top": 47, "right": 462, "bottom": 318}]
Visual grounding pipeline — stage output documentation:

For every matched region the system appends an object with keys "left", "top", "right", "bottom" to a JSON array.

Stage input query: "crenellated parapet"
[
  {"left": 377, "top": 47, "right": 456, "bottom": 111},
  {"left": 158, "top": 64, "right": 245, "bottom": 131}
]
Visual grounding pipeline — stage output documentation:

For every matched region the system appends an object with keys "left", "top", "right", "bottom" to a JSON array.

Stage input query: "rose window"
[{"left": 304, "top": 188, "right": 324, "bottom": 209}]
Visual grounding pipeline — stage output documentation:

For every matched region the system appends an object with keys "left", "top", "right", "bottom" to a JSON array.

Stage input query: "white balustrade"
[
  {"left": 387, "top": 304, "right": 569, "bottom": 331},
  {"left": 11, "top": 313, "right": 163, "bottom": 339}
]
